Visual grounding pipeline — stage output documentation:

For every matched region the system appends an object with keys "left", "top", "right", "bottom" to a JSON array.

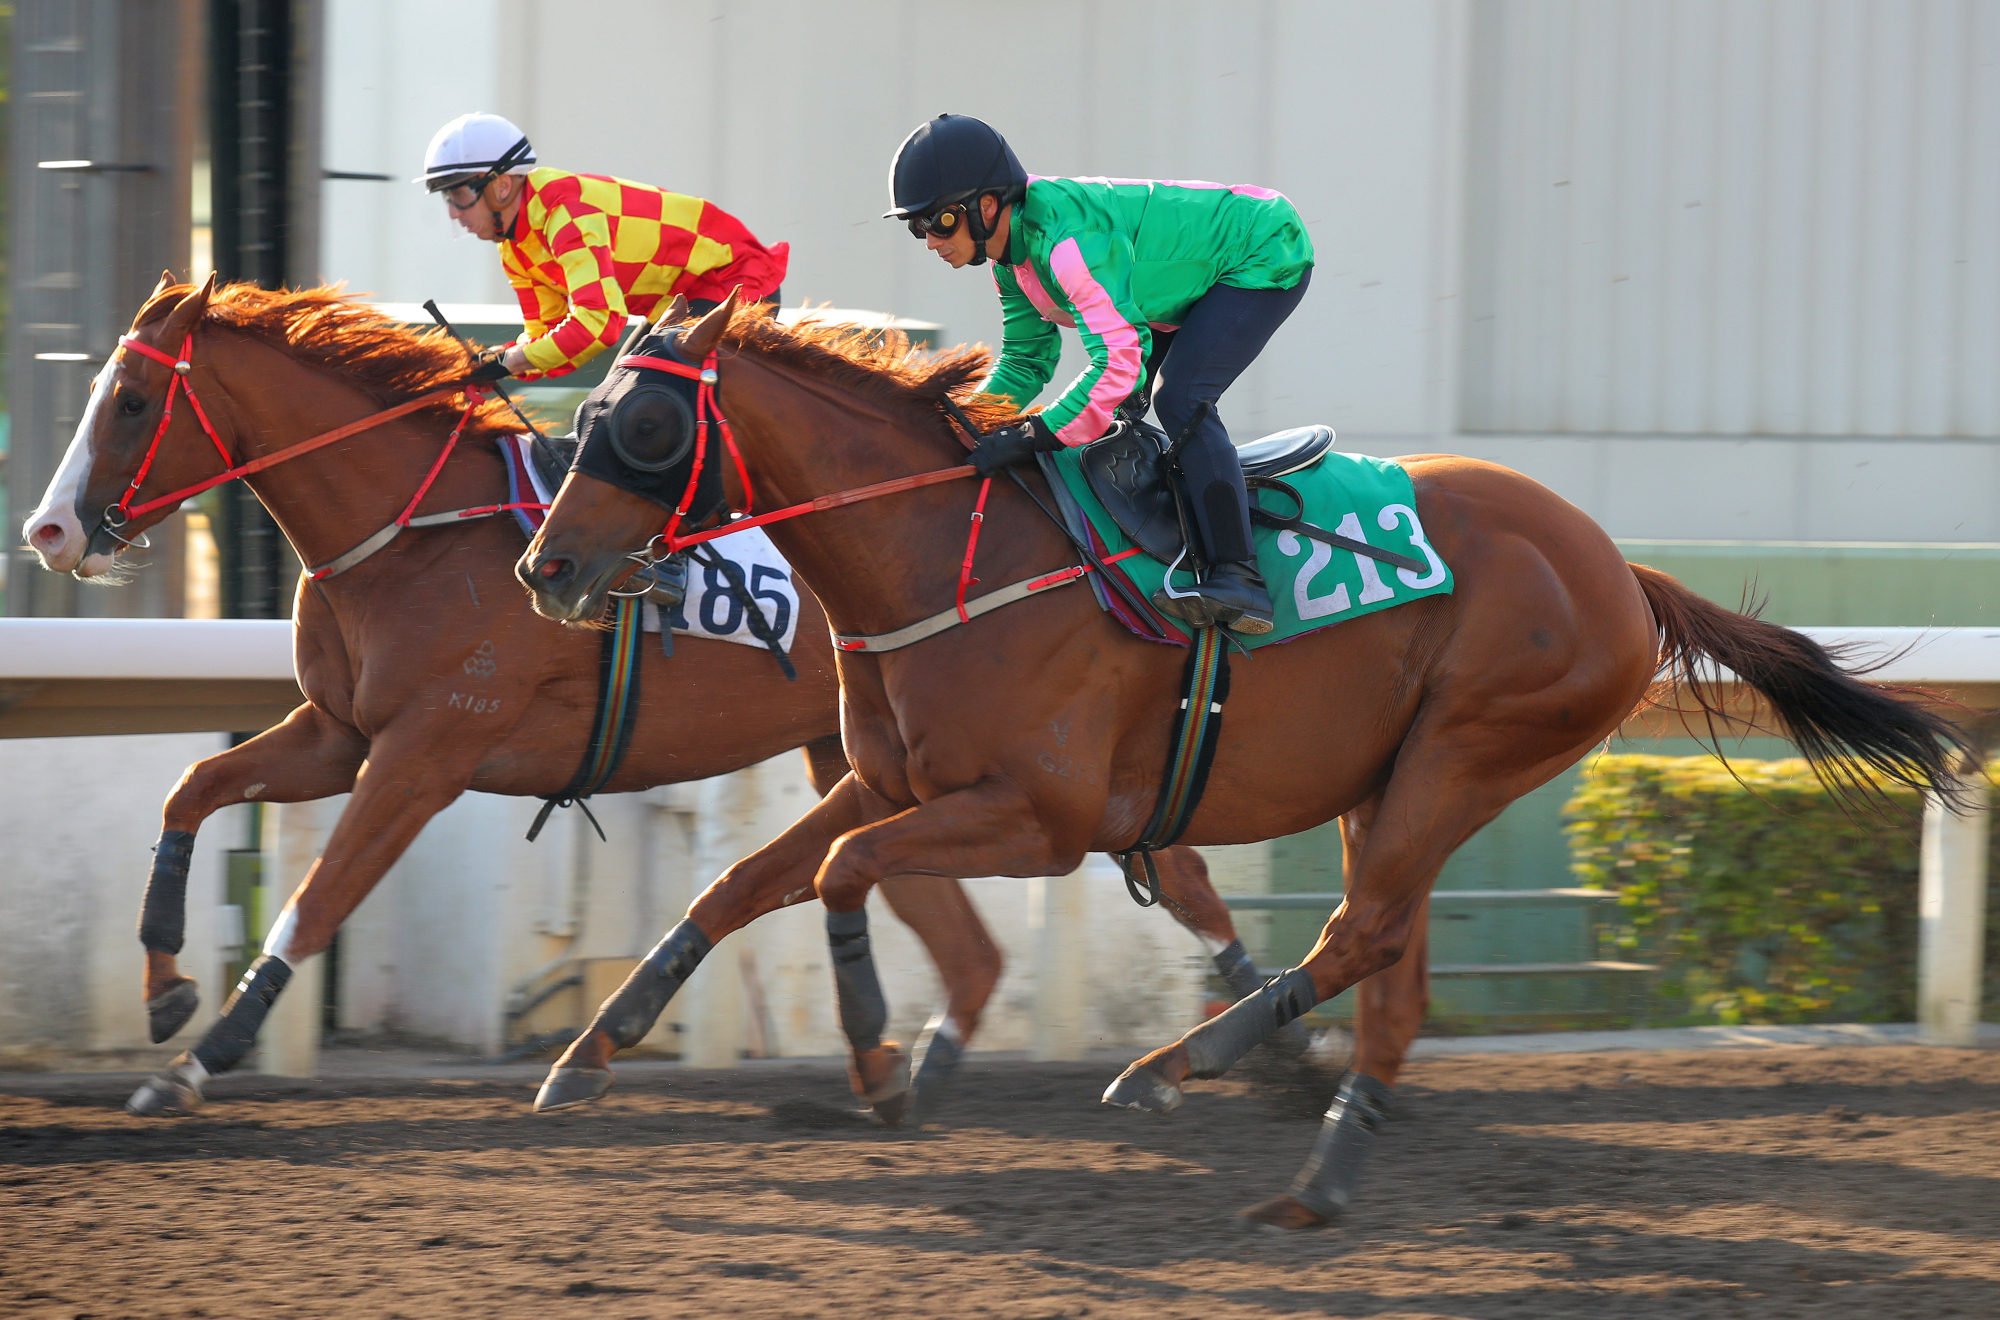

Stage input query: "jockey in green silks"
[{"left": 886, "top": 113, "right": 1315, "bottom": 635}]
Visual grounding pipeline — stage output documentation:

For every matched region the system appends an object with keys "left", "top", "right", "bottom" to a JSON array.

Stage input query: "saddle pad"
[
  {"left": 496, "top": 434, "right": 801, "bottom": 654},
  {"left": 1046, "top": 445, "right": 1454, "bottom": 649}
]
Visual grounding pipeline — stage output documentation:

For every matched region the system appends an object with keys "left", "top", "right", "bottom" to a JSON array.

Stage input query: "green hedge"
[{"left": 1564, "top": 754, "right": 1999, "bottom": 1025}]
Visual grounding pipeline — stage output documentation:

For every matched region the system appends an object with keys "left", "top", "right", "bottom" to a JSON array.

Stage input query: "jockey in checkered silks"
[{"left": 418, "top": 112, "right": 787, "bottom": 384}]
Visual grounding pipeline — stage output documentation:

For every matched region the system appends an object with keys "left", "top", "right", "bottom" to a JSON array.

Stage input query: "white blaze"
[{"left": 23, "top": 348, "right": 124, "bottom": 576}]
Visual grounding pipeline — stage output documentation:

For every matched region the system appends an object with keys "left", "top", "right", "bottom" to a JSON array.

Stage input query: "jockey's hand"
[
  {"left": 468, "top": 348, "right": 514, "bottom": 384},
  {"left": 969, "top": 415, "right": 1061, "bottom": 477}
]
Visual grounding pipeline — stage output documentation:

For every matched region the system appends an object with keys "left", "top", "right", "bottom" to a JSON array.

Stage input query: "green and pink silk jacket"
[{"left": 981, "top": 175, "right": 1315, "bottom": 446}]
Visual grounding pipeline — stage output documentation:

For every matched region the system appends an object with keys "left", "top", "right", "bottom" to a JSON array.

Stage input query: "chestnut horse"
[
  {"left": 20, "top": 275, "right": 1347, "bottom": 1123},
  {"left": 517, "top": 295, "right": 1969, "bottom": 1230}
]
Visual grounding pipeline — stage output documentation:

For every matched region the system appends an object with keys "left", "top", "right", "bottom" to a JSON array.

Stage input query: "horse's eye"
[{"left": 118, "top": 394, "right": 147, "bottom": 416}]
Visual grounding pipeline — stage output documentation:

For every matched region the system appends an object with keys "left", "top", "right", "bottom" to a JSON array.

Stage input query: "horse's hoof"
[
  {"left": 533, "top": 1066, "right": 612, "bottom": 1113},
  {"left": 1100, "top": 1063, "right": 1183, "bottom": 1114},
  {"left": 1237, "top": 1194, "right": 1331, "bottom": 1233},
  {"left": 849, "top": 1043, "right": 910, "bottom": 1105},
  {"left": 145, "top": 978, "right": 201, "bottom": 1044},
  {"left": 127, "top": 1070, "right": 202, "bottom": 1118},
  {"left": 870, "top": 1088, "right": 912, "bottom": 1128}
]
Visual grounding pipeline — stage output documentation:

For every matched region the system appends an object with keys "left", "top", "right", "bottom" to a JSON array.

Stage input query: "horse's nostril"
[
  {"left": 538, "top": 557, "right": 566, "bottom": 581},
  {"left": 30, "top": 521, "right": 64, "bottom": 551}
]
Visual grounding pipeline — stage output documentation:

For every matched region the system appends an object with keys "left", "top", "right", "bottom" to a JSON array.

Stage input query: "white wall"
[
  {"left": 0, "top": 734, "right": 250, "bottom": 1063},
  {"left": 1460, "top": 0, "right": 2000, "bottom": 439}
]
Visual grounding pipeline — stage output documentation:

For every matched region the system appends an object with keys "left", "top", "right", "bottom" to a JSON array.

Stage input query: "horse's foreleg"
[
  {"left": 141, "top": 704, "right": 367, "bottom": 1044},
  {"left": 127, "top": 732, "right": 464, "bottom": 1116},
  {"left": 806, "top": 781, "right": 1075, "bottom": 1119},
  {"left": 873, "top": 877, "right": 1000, "bottom": 1124},
  {"left": 1146, "top": 845, "right": 1315, "bottom": 1060},
  {"left": 533, "top": 768, "right": 888, "bottom": 1114}
]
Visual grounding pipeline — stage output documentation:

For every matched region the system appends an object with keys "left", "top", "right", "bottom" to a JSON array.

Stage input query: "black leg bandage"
[
  {"left": 1213, "top": 939, "right": 1312, "bottom": 1056},
  {"left": 190, "top": 954, "right": 293, "bottom": 1076},
  {"left": 594, "top": 919, "right": 713, "bottom": 1050},
  {"left": 1288, "top": 1072, "right": 1394, "bottom": 1220},
  {"left": 1182, "top": 965, "right": 1317, "bottom": 1078},
  {"left": 139, "top": 829, "right": 196, "bottom": 954},
  {"left": 1212, "top": 938, "right": 1268, "bottom": 1001},
  {"left": 827, "top": 907, "right": 887, "bottom": 1054}
]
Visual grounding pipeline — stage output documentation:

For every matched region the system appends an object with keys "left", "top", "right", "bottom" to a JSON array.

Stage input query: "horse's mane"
[
  {"left": 721, "top": 311, "right": 1025, "bottom": 435},
  {"left": 139, "top": 282, "right": 525, "bottom": 438}
]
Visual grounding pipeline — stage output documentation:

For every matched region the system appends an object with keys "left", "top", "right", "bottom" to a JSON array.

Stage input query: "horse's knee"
[
  {"left": 1308, "top": 902, "right": 1421, "bottom": 996},
  {"left": 814, "top": 832, "right": 877, "bottom": 912}
]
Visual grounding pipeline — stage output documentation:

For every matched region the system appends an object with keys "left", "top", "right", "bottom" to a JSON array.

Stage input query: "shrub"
[{"left": 1564, "top": 754, "right": 1999, "bottom": 1025}]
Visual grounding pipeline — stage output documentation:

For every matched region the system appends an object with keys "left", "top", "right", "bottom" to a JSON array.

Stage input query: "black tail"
[{"left": 1631, "top": 563, "right": 1977, "bottom": 811}]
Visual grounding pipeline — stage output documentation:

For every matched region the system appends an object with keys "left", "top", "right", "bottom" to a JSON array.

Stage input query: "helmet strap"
[{"left": 964, "top": 193, "right": 996, "bottom": 267}]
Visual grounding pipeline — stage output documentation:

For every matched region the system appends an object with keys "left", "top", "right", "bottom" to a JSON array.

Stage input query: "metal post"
[{"left": 1918, "top": 766, "right": 1990, "bottom": 1046}]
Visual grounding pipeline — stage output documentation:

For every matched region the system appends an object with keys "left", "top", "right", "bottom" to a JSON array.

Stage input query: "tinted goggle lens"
[{"left": 906, "top": 204, "right": 966, "bottom": 240}]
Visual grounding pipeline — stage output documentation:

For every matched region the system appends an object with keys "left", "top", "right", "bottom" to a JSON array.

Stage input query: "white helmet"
[{"left": 419, "top": 112, "right": 536, "bottom": 192}]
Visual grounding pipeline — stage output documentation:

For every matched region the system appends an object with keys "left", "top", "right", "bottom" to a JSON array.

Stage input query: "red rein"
[
  {"left": 612, "top": 348, "right": 990, "bottom": 604},
  {"left": 110, "top": 332, "right": 481, "bottom": 523}
]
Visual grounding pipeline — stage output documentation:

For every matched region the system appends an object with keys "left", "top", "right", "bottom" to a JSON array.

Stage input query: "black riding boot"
[{"left": 1151, "top": 435, "right": 1274, "bottom": 635}]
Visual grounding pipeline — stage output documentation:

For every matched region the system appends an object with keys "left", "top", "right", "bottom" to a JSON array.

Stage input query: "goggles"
[{"left": 906, "top": 203, "right": 969, "bottom": 240}]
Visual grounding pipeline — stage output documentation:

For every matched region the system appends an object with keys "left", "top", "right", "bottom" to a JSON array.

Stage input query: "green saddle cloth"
[{"left": 1046, "top": 447, "right": 1455, "bottom": 648}]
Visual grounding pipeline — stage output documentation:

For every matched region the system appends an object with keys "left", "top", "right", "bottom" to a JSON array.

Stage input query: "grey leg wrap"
[
  {"left": 1213, "top": 940, "right": 1313, "bottom": 1058},
  {"left": 594, "top": 919, "right": 713, "bottom": 1049},
  {"left": 140, "top": 829, "right": 196, "bottom": 954},
  {"left": 909, "top": 1014, "right": 966, "bottom": 1118},
  {"left": 1288, "top": 1071, "right": 1394, "bottom": 1221},
  {"left": 190, "top": 954, "right": 293, "bottom": 1076},
  {"left": 827, "top": 907, "right": 886, "bottom": 1054},
  {"left": 1212, "top": 939, "right": 1267, "bottom": 1001},
  {"left": 1183, "top": 965, "right": 1317, "bottom": 1078}
]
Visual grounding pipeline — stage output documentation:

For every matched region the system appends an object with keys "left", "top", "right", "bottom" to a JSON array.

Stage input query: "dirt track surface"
[{"left": 2, "top": 1045, "right": 1996, "bottom": 1318}]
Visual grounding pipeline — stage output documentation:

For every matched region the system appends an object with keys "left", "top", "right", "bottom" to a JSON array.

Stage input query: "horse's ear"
[
  {"left": 155, "top": 271, "right": 218, "bottom": 343},
  {"left": 652, "top": 293, "right": 692, "bottom": 327},
  {"left": 679, "top": 289, "right": 739, "bottom": 360},
  {"left": 152, "top": 270, "right": 177, "bottom": 298}
]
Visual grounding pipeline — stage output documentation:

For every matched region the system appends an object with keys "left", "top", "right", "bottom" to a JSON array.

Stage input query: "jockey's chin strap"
[{"left": 107, "top": 330, "right": 543, "bottom": 579}]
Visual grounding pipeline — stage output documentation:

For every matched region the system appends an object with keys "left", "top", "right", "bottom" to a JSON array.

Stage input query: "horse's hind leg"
[
  {"left": 140, "top": 704, "right": 366, "bottom": 1044},
  {"left": 127, "top": 727, "right": 463, "bottom": 1117},
  {"left": 534, "top": 766, "right": 890, "bottom": 1113}
]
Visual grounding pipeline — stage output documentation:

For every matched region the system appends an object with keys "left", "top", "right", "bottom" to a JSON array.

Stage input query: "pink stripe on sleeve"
[
  {"left": 1009, "top": 261, "right": 1074, "bottom": 327},
  {"left": 1046, "top": 237, "right": 1143, "bottom": 445}
]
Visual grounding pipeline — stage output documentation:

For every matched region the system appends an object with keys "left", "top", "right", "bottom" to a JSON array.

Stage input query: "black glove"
[
  {"left": 468, "top": 349, "right": 513, "bottom": 384},
  {"left": 969, "top": 414, "right": 1060, "bottom": 477}
]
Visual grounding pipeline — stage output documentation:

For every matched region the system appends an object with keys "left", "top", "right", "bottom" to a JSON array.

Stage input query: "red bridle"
[
  {"left": 614, "top": 347, "right": 979, "bottom": 557},
  {"left": 102, "top": 329, "right": 503, "bottom": 576}
]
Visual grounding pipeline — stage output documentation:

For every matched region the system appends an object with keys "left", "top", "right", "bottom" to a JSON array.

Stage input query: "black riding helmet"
[{"left": 884, "top": 114, "right": 1027, "bottom": 267}]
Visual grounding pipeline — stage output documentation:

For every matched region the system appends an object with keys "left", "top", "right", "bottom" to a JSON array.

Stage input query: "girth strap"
[
  {"left": 1117, "top": 624, "right": 1233, "bottom": 906},
  {"left": 528, "top": 594, "right": 646, "bottom": 841}
]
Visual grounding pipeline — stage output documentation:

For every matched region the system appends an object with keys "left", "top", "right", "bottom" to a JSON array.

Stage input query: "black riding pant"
[{"left": 1146, "top": 270, "right": 1311, "bottom": 563}]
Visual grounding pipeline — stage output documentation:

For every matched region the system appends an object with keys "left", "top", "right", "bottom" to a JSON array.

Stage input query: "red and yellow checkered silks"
[{"left": 500, "top": 167, "right": 789, "bottom": 377}]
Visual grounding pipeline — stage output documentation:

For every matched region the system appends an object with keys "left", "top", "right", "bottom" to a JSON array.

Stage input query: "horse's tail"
[{"left": 1630, "top": 562, "right": 1975, "bottom": 810}]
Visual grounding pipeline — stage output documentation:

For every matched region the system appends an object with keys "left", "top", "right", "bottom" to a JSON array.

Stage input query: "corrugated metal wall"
[{"left": 1460, "top": 0, "right": 2000, "bottom": 438}]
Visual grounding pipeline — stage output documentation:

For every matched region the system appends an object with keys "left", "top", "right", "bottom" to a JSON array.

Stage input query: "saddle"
[
  {"left": 529, "top": 433, "right": 688, "bottom": 607},
  {"left": 1072, "top": 419, "right": 1337, "bottom": 566}
]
